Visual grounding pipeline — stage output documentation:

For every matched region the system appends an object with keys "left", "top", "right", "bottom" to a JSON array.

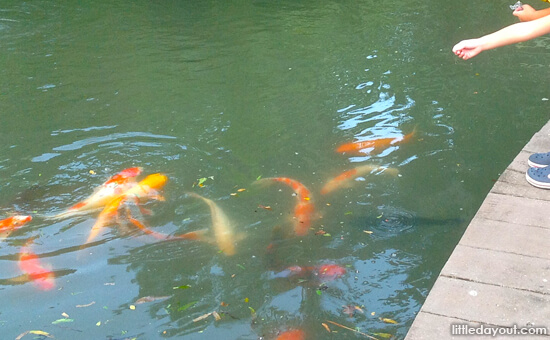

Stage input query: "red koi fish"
[
  {"left": 276, "top": 329, "right": 305, "bottom": 340},
  {"left": 256, "top": 177, "right": 314, "bottom": 236},
  {"left": 336, "top": 128, "right": 416, "bottom": 155},
  {"left": 18, "top": 241, "right": 55, "bottom": 291},
  {"left": 315, "top": 264, "right": 347, "bottom": 281},
  {"left": 0, "top": 215, "right": 32, "bottom": 241},
  {"left": 51, "top": 167, "right": 143, "bottom": 219},
  {"left": 274, "top": 264, "right": 346, "bottom": 282},
  {"left": 321, "top": 164, "right": 399, "bottom": 195},
  {"left": 85, "top": 173, "right": 168, "bottom": 244}
]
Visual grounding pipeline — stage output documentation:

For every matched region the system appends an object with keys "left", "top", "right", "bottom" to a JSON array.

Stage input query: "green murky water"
[{"left": 1, "top": 1, "right": 549, "bottom": 339}]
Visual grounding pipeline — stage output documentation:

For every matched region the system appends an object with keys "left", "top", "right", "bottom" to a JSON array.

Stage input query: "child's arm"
[
  {"left": 514, "top": 4, "right": 550, "bottom": 21},
  {"left": 452, "top": 14, "right": 550, "bottom": 60}
]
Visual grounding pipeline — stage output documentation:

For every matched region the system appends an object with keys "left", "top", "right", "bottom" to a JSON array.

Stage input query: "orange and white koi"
[
  {"left": 336, "top": 128, "right": 416, "bottom": 155},
  {"left": 0, "top": 215, "right": 32, "bottom": 241},
  {"left": 256, "top": 177, "right": 314, "bottom": 236},
  {"left": 85, "top": 173, "right": 168, "bottom": 244},
  {"left": 18, "top": 241, "right": 55, "bottom": 291},
  {"left": 188, "top": 192, "right": 237, "bottom": 256},
  {"left": 50, "top": 167, "right": 143, "bottom": 219},
  {"left": 321, "top": 164, "right": 399, "bottom": 195}
]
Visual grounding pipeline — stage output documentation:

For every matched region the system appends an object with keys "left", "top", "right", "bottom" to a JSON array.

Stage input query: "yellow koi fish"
[{"left": 188, "top": 192, "right": 237, "bottom": 256}]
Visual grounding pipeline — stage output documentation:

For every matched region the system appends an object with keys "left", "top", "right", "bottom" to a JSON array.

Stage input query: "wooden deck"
[{"left": 405, "top": 121, "right": 550, "bottom": 339}]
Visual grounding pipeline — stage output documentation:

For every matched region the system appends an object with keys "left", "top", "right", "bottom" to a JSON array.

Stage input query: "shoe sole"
[
  {"left": 527, "top": 159, "right": 549, "bottom": 168},
  {"left": 525, "top": 171, "right": 550, "bottom": 189}
]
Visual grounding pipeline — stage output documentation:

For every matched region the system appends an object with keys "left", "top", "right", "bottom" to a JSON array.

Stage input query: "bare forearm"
[{"left": 479, "top": 15, "right": 550, "bottom": 51}]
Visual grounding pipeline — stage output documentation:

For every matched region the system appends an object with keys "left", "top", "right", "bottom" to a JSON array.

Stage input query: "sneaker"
[
  {"left": 527, "top": 152, "right": 550, "bottom": 168},
  {"left": 526, "top": 166, "right": 550, "bottom": 189}
]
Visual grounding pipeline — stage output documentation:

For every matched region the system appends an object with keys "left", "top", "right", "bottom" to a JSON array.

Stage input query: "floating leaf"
[
  {"left": 373, "top": 333, "right": 393, "bottom": 338},
  {"left": 96, "top": 321, "right": 101, "bottom": 326},
  {"left": 136, "top": 296, "right": 172, "bottom": 304},
  {"left": 244, "top": 297, "right": 249, "bottom": 303},
  {"left": 323, "top": 233, "right": 331, "bottom": 237},
  {"left": 316, "top": 289, "right": 322, "bottom": 295},
  {"left": 129, "top": 305, "right": 136, "bottom": 310},
  {"left": 76, "top": 301, "right": 95, "bottom": 308},
  {"left": 173, "top": 285, "right": 191, "bottom": 290},
  {"left": 258, "top": 204, "right": 272, "bottom": 211},
  {"left": 52, "top": 318, "right": 74, "bottom": 324},
  {"left": 236, "top": 264, "right": 246, "bottom": 270},
  {"left": 248, "top": 306, "right": 256, "bottom": 316},
  {"left": 256, "top": 175, "right": 262, "bottom": 180},
  {"left": 212, "top": 311, "right": 221, "bottom": 321},
  {"left": 61, "top": 312, "right": 69, "bottom": 318},
  {"left": 237, "top": 188, "right": 246, "bottom": 192},
  {"left": 379, "top": 317, "right": 398, "bottom": 324},
  {"left": 344, "top": 211, "right": 353, "bottom": 215},
  {"left": 321, "top": 322, "right": 331, "bottom": 332},
  {"left": 363, "top": 230, "right": 373, "bottom": 234},
  {"left": 193, "top": 312, "right": 212, "bottom": 322},
  {"left": 177, "top": 301, "right": 197, "bottom": 311},
  {"left": 16, "top": 330, "right": 54, "bottom": 340}
]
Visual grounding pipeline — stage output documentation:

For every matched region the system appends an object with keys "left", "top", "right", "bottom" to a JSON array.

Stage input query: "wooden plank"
[{"left": 440, "top": 244, "right": 550, "bottom": 295}]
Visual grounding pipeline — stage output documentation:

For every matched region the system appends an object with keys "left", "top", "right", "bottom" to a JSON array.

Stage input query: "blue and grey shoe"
[
  {"left": 527, "top": 152, "right": 550, "bottom": 168},
  {"left": 526, "top": 166, "right": 550, "bottom": 189}
]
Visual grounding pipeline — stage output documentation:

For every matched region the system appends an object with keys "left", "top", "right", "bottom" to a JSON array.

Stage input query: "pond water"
[{"left": 1, "top": 1, "right": 549, "bottom": 339}]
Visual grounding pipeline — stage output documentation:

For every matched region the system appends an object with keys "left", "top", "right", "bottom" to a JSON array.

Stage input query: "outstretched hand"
[
  {"left": 452, "top": 39, "right": 483, "bottom": 60},
  {"left": 513, "top": 4, "right": 536, "bottom": 21}
]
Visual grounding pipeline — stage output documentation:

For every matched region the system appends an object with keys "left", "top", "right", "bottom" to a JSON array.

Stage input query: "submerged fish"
[
  {"left": 274, "top": 264, "right": 346, "bottom": 282},
  {"left": 276, "top": 329, "right": 306, "bottom": 340},
  {"left": 256, "top": 177, "right": 314, "bottom": 236},
  {"left": 18, "top": 241, "right": 55, "bottom": 291},
  {"left": 0, "top": 215, "right": 32, "bottom": 241},
  {"left": 188, "top": 192, "right": 237, "bottom": 256},
  {"left": 50, "top": 167, "right": 143, "bottom": 219},
  {"left": 336, "top": 128, "right": 416, "bottom": 155},
  {"left": 321, "top": 164, "right": 399, "bottom": 195}
]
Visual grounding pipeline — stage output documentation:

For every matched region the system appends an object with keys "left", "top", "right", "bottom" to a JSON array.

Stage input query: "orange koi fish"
[
  {"left": 18, "top": 241, "right": 55, "bottom": 291},
  {"left": 85, "top": 173, "right": 168, "bottom": 244},
  {"left": 50, "top": 167, "right": 143, "bottom": 219},
  {"left": 321, "top": 164, "right": 399, "bottom": 195},
  {"left": 274, "top": 264, "right": 346, "bottom": 282},
  {"left": 276, "top": 329, "right": 306, "bottom": 340},
  {"left": 0, "top": 215, "right": 32, "bottom": 241},
  {"left": 336, "top": 128, "right": 416, "bottom": 155},
  {"left": 188, "top": 192, "right": 237, "bottom": 256},
  {"left": 256, "top": 177, "right": 314, "bottom": 236}
]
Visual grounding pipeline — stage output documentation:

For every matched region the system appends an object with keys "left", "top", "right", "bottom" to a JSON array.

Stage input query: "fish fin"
[{"left": 176, "top": 228, "right": 210, "bottom": 241}]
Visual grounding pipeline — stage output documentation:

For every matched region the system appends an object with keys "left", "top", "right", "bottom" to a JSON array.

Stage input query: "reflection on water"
[{"left": 1, "top": 0, "right": 548, "bottom": 339}]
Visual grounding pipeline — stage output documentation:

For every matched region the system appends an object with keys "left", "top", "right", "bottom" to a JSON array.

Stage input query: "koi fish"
[
  {"left": 274, "top": 264, "right": 346, "bottom": 282},
  {"left": 256, "top": 177, "right": 314, "bottom": 236},
  {"left": 85, "top": 173, "right": 168, "bottom": 244},
  {"left": 276, "top": 329, "right": 306, "bottom": 340},
  {"left": 0, "top": 215, "right": 32, "bottom": 241},
  {"left": 18, "top": 241, "right": 55, "bottom": 291},
  {"left": 315, "top": 264, "right": 347, "bottom": 281},
  {"left": 50, "top": 167, "right": 143, "bottom": 219},
  {"left": 336, "top": 128, "right": 416, "bottom": 155},
  {"left": 321, "top": 164, "right": 399, "bottom": 195},
  {"left": 188, "top": 192, "right": 237, "bottom": 256}
]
